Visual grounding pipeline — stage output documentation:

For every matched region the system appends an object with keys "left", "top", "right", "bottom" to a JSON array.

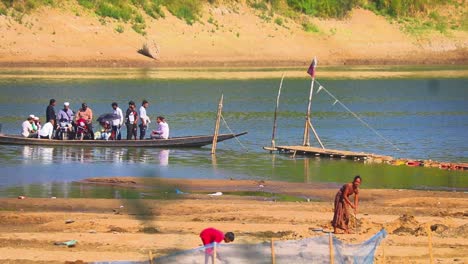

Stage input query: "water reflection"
[
  {"left": 22, "top": 146, "right": 54, "bottom": 164},
  {"left": 20, "top": 146, "right": 172, "bottom": 165},
  {"left": 159, "top": 149, "right": 170, "bottom": 166}
]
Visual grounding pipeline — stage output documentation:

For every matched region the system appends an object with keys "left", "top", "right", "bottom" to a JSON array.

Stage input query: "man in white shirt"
[
  {"left": 111, "top": 102, "right": 124, "bottom": 140},
  {"left": 139, "top": 100, "right": 150, "bottom": 140},
  {"left": 151, "top": 116, "right": 169, "bottom": 139},
  {"left": 39, "top": 119, "right": 55, "bottom": 139},
  {"left": 21, "top": 115, "right": 37, "bottom": 138}
]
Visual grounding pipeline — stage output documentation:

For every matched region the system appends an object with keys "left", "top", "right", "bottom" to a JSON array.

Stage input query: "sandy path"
[{"left": 0, "top": 178, "right": 467, "bottom": 263}]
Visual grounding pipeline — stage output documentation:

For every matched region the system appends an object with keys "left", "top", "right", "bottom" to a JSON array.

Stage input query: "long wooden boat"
[{"left": 0, "top": 132, "right": 247, "bottom": 148}]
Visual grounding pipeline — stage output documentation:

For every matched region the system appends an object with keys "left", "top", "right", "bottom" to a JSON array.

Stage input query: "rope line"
[
  {"left": 220, "top": 114, "right": 249, "bottom": 152},
  {"left": 315, "top": 80, "right": 400, "bottom": 151}
]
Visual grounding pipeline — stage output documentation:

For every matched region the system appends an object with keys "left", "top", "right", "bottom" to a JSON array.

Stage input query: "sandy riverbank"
[
  {"left": 0, "top": 177, "right": 466, "bottom": 263},
  {"left": 0, "top": 4, "right": 467, "bottom": 68}
]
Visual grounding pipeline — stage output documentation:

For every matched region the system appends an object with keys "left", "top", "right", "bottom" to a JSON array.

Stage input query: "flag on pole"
[{"left": 306, "top": 57, "right": 317, "bottom": 78}]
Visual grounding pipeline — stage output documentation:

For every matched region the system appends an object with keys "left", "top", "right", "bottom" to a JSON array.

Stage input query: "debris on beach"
[{"left": 54, "top": 240, "right": 77, "bottom": 247}]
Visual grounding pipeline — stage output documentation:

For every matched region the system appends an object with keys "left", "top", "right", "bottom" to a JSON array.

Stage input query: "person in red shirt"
[{"left": 200, "top": 227, "right": 234, "bottom": 264}]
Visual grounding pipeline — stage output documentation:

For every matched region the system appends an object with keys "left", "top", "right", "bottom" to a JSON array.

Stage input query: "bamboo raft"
[
  {"left": 264, "top": 145, "right": 393, "bottom": 162},
  {"left": 263, "top": 59, "right": 467, "bottom": 172}
]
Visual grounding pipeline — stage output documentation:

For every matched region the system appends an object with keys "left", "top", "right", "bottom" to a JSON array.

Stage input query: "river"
[{"left": 0, "top": 75, "right": 466, "bottom": 196}]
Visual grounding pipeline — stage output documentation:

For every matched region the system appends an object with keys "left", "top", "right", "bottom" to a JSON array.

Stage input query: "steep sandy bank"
[{"left": 0, "top": 5, "right": 466, "bottom": 67}]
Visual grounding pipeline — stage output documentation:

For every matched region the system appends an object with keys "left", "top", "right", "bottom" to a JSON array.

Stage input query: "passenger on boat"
[
  {"left": 46, "top": 99, "right": 57, "bottom": 125},
  {"left": 58, "top": 102, "right": 74, "bottom": 125},
  {"left": 33, "top": 116, "right": 41, "bottom": 134},
  {"left": 21, "top": 115, "right": 38, "bottom": 138},
  {"left": 111, "top": 102, "right": 124, "bottom": 140},
  {"left": 57, "top": 102, "right": 74, "bottom": 139},
  {"left": 151, "top": 116, "right": 169, "bottom": 139},
  {"left": 139, "top": 100, "right": 150, "bottom": 140},
  {"left": 39, "top": 119, "right": 55, "bottom": 139},
  {"left": 76, "top": 118, "right": 91, "bottom": 140},
  {"left": 98, "top": 121, "right": 112, "bottom": 140},
  {"left": 76, "top": 103, "right": 94, "bottom": 139},
  {"left": 125, "top": 101, "right": 138, "bottom": 140}
]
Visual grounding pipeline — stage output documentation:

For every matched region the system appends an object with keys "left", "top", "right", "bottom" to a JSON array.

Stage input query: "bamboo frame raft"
[{"left": 265, "top": 145, "right": 393, "bottom": 162}]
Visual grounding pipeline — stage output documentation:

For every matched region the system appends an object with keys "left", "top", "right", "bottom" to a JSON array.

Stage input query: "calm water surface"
[{"left": 0, "top": 77, "right": 467, "bottom": 196}]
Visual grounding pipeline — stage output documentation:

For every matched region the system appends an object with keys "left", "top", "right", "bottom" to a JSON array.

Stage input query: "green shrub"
[
  {"left": 77, "top": 0, "right": 95, "bottom": 9},
  {"left": 302, "top": 22, "right": 319, "bottom": 32},
  {"left": 274, "top": 17, "right": 283, "bottom": 26},
  {"left": 135, "top": 12, "right": 144, "bottom": 23},
  {"left": 286, "top": 0, "right": 356, "bottom": 18},
  {"left": 207, "top": 16, "right": 214, "bottom": 24},
  {"left": 249, "top": 0, "right": 268, "bottom": 11},
  {"left": 163, "top": 0, "right": 201, "bottom": 25},
  {"left": 133, "top": 0, "right": 165, "bottom": 19},
  {"left": 115, "top": 24, "right": 124, "bottom": 33},
  {"left": 132, "top": 22, "right": 146, "bottom": 35},
  {"left": 97, "top": 1, "right": 133, "bottom": 21}
]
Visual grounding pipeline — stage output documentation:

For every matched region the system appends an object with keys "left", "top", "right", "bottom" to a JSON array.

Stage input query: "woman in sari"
[{"left": 332, "top": 175, "right": 361, "bottom": 234}]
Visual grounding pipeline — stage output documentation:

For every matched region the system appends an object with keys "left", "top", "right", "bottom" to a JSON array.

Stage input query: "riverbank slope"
[{"left": 0, "top": 2, "right": 467, "bottom": 67}]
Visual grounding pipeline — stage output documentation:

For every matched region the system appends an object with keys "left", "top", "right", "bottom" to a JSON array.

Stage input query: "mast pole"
[
  {"left": 271, "top": 73, "right": 285, "bottom": 148},
  {"left": 211, "top": 94, "right": 223, "bottom": 155},
  {"left": 302, "top": 57, "right": 325, "bottom": 149}
]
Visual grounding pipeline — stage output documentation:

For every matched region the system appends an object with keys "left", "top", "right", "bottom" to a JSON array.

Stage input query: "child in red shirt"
[{"left": 199, "top": 227, "right": 234, "bottom": 263}]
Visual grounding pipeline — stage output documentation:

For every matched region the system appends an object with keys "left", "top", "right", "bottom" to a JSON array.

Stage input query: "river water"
[{"left": 0, "top": 76, "right": 466, "bottom": 196}]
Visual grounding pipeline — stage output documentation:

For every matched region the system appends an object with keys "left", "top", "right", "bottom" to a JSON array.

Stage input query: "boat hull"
[{"left": 0, "top": 132, "right": 247, "bottom": 148}]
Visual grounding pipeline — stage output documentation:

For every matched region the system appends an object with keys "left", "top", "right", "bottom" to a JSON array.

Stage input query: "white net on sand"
[{"left": 94, "top": 229, "right": 387, "bottom": 264}]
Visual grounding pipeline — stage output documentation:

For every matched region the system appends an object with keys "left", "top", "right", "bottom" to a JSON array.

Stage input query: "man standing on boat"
[
  {"left": 46, "top": 99, "right": 57, "bottom": 125},
  {"left": 125, "top": 101, "right": 138, "bottom": 140},
  {"left": 46, "top": 99, "right": 57, "bottom": 137},
  {"left": 76, "top": 103, "right": 94, "bottom": 139},
  {"left": 111, "top": 102, "right": 124, "bottom": 140},
  {"left": 139, "top": 100, "right": 150, "bottom": 140}
]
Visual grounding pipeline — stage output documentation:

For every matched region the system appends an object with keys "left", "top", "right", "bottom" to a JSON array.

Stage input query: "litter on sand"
[
  {"left": 208, "top": 192, "right": 223, "bottom": 196},
  {"left": 54, "top": 240, "right": 77, "bottom": 247},
  {"left": 175, "top": 188, "right": 188, "bottom": 195}
]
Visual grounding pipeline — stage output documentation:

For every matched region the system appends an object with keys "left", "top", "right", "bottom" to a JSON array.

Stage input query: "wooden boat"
[{"left": 0, "top": 132, "right": 247, "bottom": 148}]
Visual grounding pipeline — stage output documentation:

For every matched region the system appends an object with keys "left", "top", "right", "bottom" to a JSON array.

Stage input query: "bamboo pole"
[
  {"left": 329, "top": 232, "right": 334, "bottom": 264},
  {"left": 302, "top": 57, "right": 324, "bottom": 149},
  {"left": 271, "top": 73, "right": 285, "bottom": 149},
  {"left": 211, "top": 94, "right": 223, "bottom": 155},
  {"left": 302, "top": 119, "right": 309, "bottom": 146},
  {"left": 308, "top": 120, "right": 325, "bottom": 149},
  {"left": 149, "top": 250, "right": 154, "bottom": 264},
  {"left": 382, "top": 240, "right": 386, "bottom": 264},
  {"left": 271, "top": 238, "right": 276, "bottom": 264},
  {"left": 212, "top": 242, "right": 217, "bottom": 264},
  {"left": 427, "top": 225, "right": 434, "bottom": 264}
]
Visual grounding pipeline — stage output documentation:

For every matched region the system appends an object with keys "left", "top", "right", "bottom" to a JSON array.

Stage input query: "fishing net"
[{"left": 93, "top": 229, "right": 387, "bottom": 264}]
